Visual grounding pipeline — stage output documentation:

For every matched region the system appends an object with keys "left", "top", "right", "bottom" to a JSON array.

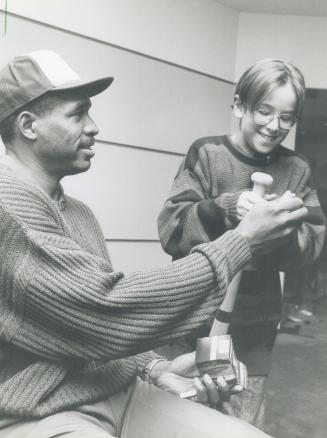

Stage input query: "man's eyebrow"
[{"left": 71, "top": 99, "right": 92, "bottom": 112}]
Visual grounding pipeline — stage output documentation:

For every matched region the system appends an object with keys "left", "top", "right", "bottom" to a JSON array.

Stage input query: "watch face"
[{"left": 143, "top": 358, "right": 165, "bottom": 382}]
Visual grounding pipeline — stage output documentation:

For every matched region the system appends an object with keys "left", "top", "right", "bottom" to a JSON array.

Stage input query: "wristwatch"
[{"left": 142, "top": 358, "right": 166, "bottom": 383}]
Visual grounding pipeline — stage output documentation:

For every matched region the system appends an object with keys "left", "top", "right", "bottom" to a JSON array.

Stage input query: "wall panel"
[
  {"left": 106, "top": 241, "right": 171, "bottom": 273},
  {"left": 235, "top": 13, "right": 327, "bottom": 89},
  {"left": 0, "top": 14, "right": 235, "bottom": 155},
  {"left": 0, "top": 5, "right": 237, "bottom": 271},
  {"left": 62, "top": 142, "right": 182, "bottom": 239},
  {"left": 7, "top": 0, "right": 239, "bottom": 81}
]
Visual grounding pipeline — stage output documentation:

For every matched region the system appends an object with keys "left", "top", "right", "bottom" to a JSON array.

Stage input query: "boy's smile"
[{"left": 233, "top": 82, "right": 297, "bottom": 157}]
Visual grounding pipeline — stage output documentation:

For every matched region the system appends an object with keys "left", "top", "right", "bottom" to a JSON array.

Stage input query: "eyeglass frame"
[{"left": 252, "top": 107, "right": 297, "bottom": 130}]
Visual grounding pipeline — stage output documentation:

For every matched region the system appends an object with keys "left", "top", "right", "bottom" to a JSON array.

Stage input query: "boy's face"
[{"left": 234, "top": 82, "right": 297, "bottom": 157}]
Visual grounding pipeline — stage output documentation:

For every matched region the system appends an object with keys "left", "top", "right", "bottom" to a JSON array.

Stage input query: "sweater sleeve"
[
  {"left": 158, "top": 141, "right": 242, "bottom": 259},
  {"left": 133, "top": 351, "right": 166, "bottom": 377},
  {"left": 271, "top": 164, "right": 326, "bottom": 271},
  {"left": 0, "top": 186, "right": 251, "bottom": 364}
]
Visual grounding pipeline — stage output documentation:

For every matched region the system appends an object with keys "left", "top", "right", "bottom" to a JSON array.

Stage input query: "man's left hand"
[{"left": 149, "top": 351, "right": 236, "bottom": 407}]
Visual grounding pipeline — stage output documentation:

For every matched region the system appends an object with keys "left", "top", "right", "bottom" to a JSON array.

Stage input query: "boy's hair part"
[{"left": 234, "top": 59, "right": 306, "bottom": 119}]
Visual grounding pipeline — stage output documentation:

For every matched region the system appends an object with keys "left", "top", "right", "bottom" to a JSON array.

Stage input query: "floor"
[{"left": 265, "top": 299, "right": 327, "bottom": 438}]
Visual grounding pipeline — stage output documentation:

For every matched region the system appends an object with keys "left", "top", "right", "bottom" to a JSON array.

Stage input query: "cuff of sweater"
[
  {"left": 191, "top": 230, "right": 252, "bottom": 285},
  {"left": 133, "top": 351, "right": 167, "bottom": 377},
  {"left": 223, "top": 191, "right": 243, "bottom": 224}
]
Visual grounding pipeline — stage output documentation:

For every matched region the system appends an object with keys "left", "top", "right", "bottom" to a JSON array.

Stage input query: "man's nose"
[{"left": 84, "top": 116, "right": 99, "bottom": 137}]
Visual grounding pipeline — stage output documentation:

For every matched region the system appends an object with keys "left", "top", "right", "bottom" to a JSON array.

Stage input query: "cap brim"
[{"left": 49, "top": 76, "right": 114, "bottom": 97}]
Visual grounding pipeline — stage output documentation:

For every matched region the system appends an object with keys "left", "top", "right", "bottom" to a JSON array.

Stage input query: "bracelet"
[{"left": 142, "top": 358, "right": 166, "bottom": 383}]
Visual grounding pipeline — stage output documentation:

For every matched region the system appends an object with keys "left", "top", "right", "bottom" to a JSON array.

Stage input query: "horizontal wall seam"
[
  {"left": 4, "top": 10, "right": 236, "bottom": 85},
  {"left": 96, "top": 139, "right": 185, "bottom": 157},
  {"left": 105, "top": 239, "right": 160, "bottom": 243}
]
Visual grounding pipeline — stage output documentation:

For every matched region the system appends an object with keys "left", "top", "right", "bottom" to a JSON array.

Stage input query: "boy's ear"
[{"left": 233, "top": 95, "right": 244, "bottom": 119}]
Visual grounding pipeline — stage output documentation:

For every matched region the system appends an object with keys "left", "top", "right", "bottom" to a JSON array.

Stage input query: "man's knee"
[
  {"left": 121, "top": 378, "right": 271, "bottom": 438},
  {"left": 2, "top": 412, "right": 114, "bottom": 438}
]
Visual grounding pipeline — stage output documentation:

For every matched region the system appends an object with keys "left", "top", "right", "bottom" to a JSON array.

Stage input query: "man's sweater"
[
  {"left": 158, "top": 135, "right": 325, "bottom": 373},
  {"left": 0, "top": 163, "right": 251, "bottom": 418}
]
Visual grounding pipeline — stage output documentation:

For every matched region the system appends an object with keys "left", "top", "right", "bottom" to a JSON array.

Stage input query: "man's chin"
[{"left": 66, "top": 161, "right": 92, "bottom": 176}]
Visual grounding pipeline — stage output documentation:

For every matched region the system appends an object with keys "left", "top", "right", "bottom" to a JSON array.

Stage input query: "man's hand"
[
  {"left": 236, "top": 190, "right": 308, "bottom": 255},
  {"left": 237, "top": 191, "right": 262, "bottom": 221},
  {"left": 149, "top": 351, "right": 239, "bottom": 407},
  {"left": 237, "top": 191, "right": 277, "bottom": 221}
]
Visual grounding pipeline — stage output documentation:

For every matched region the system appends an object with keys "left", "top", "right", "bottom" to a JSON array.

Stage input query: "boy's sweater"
[{"left": 158, "top": 135, "right": 325, "bottom": 373}]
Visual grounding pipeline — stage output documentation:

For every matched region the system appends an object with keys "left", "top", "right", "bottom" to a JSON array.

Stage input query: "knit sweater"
[
  {"left": 0, "top": 163, "right": 251, "bottom": 418},
  {"left": 158, "top": 135, "right": 325, "bottom": 372}
]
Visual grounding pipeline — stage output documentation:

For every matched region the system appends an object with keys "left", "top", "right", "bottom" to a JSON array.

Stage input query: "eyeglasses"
[{"left": 253, "top": 107, "right": 297, "bottom": 130}]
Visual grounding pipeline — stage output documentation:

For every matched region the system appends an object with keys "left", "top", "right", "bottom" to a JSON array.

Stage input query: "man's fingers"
[
  {"left": 231, "top": 384, "right": 243, "bottom": 393},
  {"left": 284, "top": 207, "right": 309, "bottom": 223},
  {"left": 249, "top": 193, "right": 266, "bottom": 204},
  {"left": 241, "top": 192, "right": 266, "bottom": 205},
  {"left": 237, "top": 206, "right": 249, "bottom": 219},
  {"left": 216, "top": 376, "right": 231, "bottom": 402},
  {"left": 193, "top": 377, "right": 208, "bottom": 404},
  {"left": 264, "top": 193, "right": 277, "bottom": 201},
  {"left": 193, "top": 374, "right": 230, "bottom": 406},
  {"left": 239, "top": 200, "right": 253, "bottom": 211},
  {"left": 182, "top": 375, "right": 238, "bottom": 405},
  {"left": 274, "top": 191, "right": 304, "bottom": 212},
  {"left": 203, "top": 374, "right": 220, "bottom": 406}
]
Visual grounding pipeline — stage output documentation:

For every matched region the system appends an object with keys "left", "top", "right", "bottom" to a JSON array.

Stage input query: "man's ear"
[
  {"left": 233, "top": 95, "right": 244, "bottom": 119},
  {"left": 16, "top": 111, "right": 38, "bottom": 140}
]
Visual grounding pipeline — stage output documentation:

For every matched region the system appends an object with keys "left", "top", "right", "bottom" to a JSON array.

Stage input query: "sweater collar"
[
  {"left": 224, "top": 135, "right": 281, "bottom": 167},
  {"left": 0, "top": 161, "right": 66, "bottom": 210},
  {"left": 56, "top": 185, "right": 66, "bottom": 211}
]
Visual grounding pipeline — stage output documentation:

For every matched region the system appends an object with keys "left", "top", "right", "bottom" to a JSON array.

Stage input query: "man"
[{"left": 0, "top": 50, "right": 307, "bottom": 438}]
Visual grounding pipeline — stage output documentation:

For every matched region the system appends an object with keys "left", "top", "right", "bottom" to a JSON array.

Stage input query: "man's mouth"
[{"left": 79, "top": 139, "right": 95, "bottom": 149}]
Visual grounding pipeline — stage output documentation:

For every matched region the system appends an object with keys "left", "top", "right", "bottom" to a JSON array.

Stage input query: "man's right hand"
[
  {"left": 236, "top": 190, "right": 308, "bottom": 255},
  {"left": 236, "top": 191, "right": 264, "bottom": 221},
  {"left": 237, "top": 191, "right": 278, "bottom": 221}
]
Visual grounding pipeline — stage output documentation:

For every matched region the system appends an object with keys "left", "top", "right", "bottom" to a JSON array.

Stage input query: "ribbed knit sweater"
[
  {"left": 158, "top": 135, "right": 325, "bottom": 373},
  {"left": 0, "top": 163, "right": 251, "bottom": 418}
]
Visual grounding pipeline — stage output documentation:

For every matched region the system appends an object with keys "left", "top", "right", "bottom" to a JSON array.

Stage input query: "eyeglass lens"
[{"left": 254, "top": 110, "right": 296, "bottom": 129}]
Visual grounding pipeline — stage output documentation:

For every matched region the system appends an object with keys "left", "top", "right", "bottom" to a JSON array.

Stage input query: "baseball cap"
[{"left": 0, "top": 50, "right": 113, "bottom": 124}]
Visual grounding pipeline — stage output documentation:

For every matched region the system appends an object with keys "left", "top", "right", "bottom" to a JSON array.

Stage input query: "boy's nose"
[{"left": 266, "top": 114, "right": 280, "bottom": 131}]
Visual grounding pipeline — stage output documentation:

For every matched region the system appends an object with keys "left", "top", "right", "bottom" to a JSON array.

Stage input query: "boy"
[{"left": 158, "top": 59, "right": 325, "bottom": 428}]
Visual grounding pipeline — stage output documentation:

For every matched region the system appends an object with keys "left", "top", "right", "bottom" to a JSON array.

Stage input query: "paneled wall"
[
  {"left": 0, "top": 1, "right": 238, "bottom": 272},
  {"left": 233, "top": 12, "right": 327, "bottom": 151},
  {"left": 6, "top": 0, "right": 239, "bottom": 81},
  {"left": 235, "top": 13, "right": 327, "bottom": 89}
]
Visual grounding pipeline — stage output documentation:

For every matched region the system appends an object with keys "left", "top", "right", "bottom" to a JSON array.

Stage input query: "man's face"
[{"left": 35, "top": 92, "right": 99, "bottom": 178}]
